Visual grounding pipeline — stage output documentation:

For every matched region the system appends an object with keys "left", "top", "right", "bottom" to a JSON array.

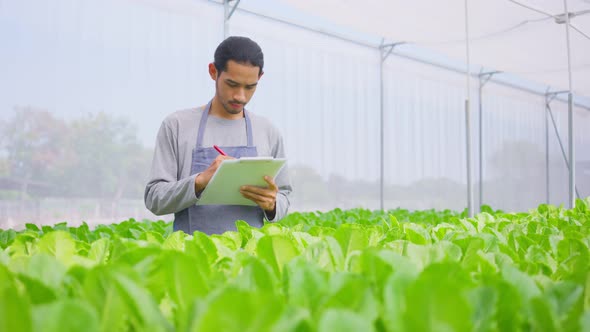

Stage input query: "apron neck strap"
[{"left": 196, "top": 100, "right": 254, "bottom": 147}]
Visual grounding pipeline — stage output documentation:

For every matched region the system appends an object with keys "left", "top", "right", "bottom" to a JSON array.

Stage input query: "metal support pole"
[
  {"left": 545, "top": 93, "right": 550, "bottom": 204},
  {"left": 477, "top": 71, "right": 499, "bottom": 212},
  {"left": 478, "top": 76, "right": 483, "bottom": 212},
  {"left": 379, "top": 45, "right": 384, "bottom": 212},
  {"left": 546, "top": 92, "right": 581, "bottom": 200},
  {"left": 563, "top": 0, "right": 575, "bottom": 209},
  {"left": 568, "top": 92, "right": 575, "bottom": 207},
  {"left": 379, "top": 41, "right": 406, "bottom": 211},
  {"left": 465, "top": 100, "right": 473, "bottom": 217},
  {"left": 223, "top": 0, "right": 241, "bottom": 38},
  {"left": 224, "top": 1, "right": 229, "bottom": 38},
  {"left": 464, "top": 0, "right": 473, "bottom": 218}
]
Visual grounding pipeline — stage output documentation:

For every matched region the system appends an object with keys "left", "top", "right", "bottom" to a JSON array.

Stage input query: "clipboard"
[{"left": 196, "top": 157, "right": 287, "bottom": 206}]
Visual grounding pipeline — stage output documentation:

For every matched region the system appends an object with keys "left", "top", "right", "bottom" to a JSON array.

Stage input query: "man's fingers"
[
  {"left": 209, "top": 155, "right": 235, "bottom": 172},
  {"left": 240, "top": 187, "right": 274, "bottom": 198},
  {"left": 240, "top": 177, "right": 278, "bottom": 193},
  {"left": 240, "top": 180, "right": 276, "bottom": 211},
  {"left": 263, "top": 176, "right": 278, "bottom": 191},
  {"left": 215, "top": 155, "right": 234, "bottom": 163},
  {"left": 240, "top": 190, "right": 273, "bottom": 209},
  {"left": 240, "top": 190, "right": 266, "bottom": 201},
  {"left": 240, "top": 185, "right": 275, "bottom": 196}
]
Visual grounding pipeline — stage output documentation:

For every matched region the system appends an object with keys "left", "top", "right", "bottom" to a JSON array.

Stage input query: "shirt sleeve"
[
  {"left": 264, "top": 131, "right": 292, "bottom": 222},
  {"left": 144, "top": 120, "right": 200, "bottom": 215}
]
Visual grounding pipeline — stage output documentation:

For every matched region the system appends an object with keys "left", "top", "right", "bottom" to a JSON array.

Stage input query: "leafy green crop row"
[{"left": 1, "top": 199, "right": 589, "bottom": 332}]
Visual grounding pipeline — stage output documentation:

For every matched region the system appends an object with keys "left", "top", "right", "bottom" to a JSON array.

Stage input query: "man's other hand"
[{"left": 240, "top": 176, "right": 278, "bottom": 218}]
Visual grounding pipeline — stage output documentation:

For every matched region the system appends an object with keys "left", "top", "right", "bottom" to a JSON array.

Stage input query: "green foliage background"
[{"left": 1, "top": 199, "right": 590, "bottom": 331}]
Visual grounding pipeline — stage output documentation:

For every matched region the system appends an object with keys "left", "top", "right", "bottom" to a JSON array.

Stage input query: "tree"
[
  {"left": 58, "top": 112, "right": 152, "bottom": 200},
  {"left": 0, "top": 108, "right": 152, "bottom": 201},
  {"left": 0, "top": 106, "right": 67, "bottom": 199}
]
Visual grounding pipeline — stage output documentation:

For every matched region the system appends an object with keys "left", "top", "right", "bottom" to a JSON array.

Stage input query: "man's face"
[{"left": 211, "top": 60, "right": 261, "bottom": 115}]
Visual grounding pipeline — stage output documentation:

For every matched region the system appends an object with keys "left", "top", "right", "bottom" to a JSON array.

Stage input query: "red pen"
[{"left": 213, "top": 145, "right": 227, "bottom": 156}]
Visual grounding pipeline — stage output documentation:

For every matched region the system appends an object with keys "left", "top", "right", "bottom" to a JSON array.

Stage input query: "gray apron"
[{"left": 172, "top": 102, "right": 265, "bottom": 235}]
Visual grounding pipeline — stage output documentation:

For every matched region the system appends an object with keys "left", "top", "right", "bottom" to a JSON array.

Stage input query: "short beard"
[
  {"left": 222, "top": 101, "right": 244, "bottom": 115},
  {"left": 216, "top": 79, "right": 245, "bottom": 115}
]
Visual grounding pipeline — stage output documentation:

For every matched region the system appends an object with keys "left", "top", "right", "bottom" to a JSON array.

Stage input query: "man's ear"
[
  {"left": 259, "top": 70, "right": 264, "bottom": 79},
  {"left": 208, "top": 63, "right": 218, "bottom": 80}
]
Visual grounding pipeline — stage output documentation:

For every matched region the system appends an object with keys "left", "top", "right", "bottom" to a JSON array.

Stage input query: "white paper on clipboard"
[{"left": 196, "top": 157, "right": 287, "bottom": 206}]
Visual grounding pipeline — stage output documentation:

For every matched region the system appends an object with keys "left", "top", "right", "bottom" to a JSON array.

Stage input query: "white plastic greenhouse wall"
[{"left": 0, "top": 0, "right": 589, "bottom": 227}]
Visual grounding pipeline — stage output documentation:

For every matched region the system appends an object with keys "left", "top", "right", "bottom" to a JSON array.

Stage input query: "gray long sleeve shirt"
[{"left": 144, "top": 106, "right": 292, "bottom": 230}]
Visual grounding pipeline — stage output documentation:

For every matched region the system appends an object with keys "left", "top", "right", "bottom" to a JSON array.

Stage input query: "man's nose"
[{"left": 234, "top": 89, "right": 246, "bottom": 103}]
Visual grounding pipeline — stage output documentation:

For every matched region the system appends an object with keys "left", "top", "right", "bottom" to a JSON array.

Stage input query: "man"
[{"left": 144, "top": 36, "right": 291, "bottom": 235}]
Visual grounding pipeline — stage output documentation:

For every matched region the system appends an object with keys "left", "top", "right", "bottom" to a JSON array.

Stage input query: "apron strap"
[
  {"left": 195, "top": 102, "right": 212, "bottom": 148},
  {"left": 244, "top": 109, "right": 254, "bottom": 147}
]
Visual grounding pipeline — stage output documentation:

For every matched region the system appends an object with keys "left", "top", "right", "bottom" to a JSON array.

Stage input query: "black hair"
[{"left": 214, "top": 36, "right": 264, "bottom": 75}]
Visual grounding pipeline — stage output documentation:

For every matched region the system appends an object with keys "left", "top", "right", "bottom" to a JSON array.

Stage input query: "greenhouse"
[{"left": 1, "top": 0, "right": 589, "bottom": 331}]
